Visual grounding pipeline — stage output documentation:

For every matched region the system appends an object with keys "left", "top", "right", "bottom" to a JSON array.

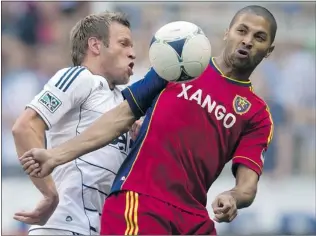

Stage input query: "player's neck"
[
  {"left": 81, "top": 61, "right": 115, "bottom": 90},
  {"left": 214, "top": 56, "right": 253, "bottom": 82}
]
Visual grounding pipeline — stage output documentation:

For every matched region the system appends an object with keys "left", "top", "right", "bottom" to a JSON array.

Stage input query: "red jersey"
[{"left": 112, "top": 57, "right": 273, "bottom": 216}]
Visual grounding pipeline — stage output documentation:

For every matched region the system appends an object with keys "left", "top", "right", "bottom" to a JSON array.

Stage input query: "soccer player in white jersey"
[{"left": 12, "top": 11, "right": 136, "bottom": 235}]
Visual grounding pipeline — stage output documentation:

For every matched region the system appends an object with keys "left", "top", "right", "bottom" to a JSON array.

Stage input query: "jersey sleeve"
[
  {"left": 121, "top": 68, "right": 167, "bottom": 119},
  {"left": 232, "top": 106, "right": 274, "bottom": 176},
  {"left": 26, "top": 67, "right": 92, "bottom": 129}
]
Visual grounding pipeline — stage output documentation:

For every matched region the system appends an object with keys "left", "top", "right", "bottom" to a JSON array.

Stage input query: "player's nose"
[
  {"left": 241, "top": 35, "right": 253, "bottom": 49},
  {"left": 128, "top": 48, "right": 136, "bottom": 60}
]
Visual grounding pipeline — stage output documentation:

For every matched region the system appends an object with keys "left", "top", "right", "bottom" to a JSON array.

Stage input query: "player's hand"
[
  {"left": 129, "top": 118, "right": 143, "bottom": 141},
  {"left": 211, "top": 192, "right": 238, "bottom": 223},
  {"left": 19, "top": 148, "right": 57, "bottom": 178},
  {"left": 13, "top": 194, "right": 59, "bottom": 226}
]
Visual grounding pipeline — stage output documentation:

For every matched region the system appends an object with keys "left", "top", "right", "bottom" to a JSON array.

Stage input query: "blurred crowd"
[
  {"left": 2, "top": 1, "right": 315, "bottom": 179},
  {"left": 1, "top": 2, "right": 315, "bottom": 235}
]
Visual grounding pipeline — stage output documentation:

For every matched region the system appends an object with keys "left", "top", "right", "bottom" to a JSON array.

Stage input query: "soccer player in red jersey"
[{"left": 20, "top": 5, "right": 276, "bottom": 235}]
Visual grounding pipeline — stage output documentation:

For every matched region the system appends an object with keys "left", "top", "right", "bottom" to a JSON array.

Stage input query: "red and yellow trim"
[
  {"left": 232, "top": 155, "right": 263, "bottom": 175},
  {"left": 211, "top": 57, "right": 252, "bottom": 87},
  {"left": 265, "top": 105, "right": 274, "bottom": 145},
  {"left": 124, "top": 191, "right": 139, "bottom": 235}
]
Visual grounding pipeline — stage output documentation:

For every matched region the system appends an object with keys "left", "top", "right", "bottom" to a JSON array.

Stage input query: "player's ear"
[
  {"left": 223, "top": 29, "right": 229, "bottom": 41},
  {"left": 265, "top": 45, "right": 275, "bottom": 58},
  {"left": 88, "top": 37, "right": 101, "bottom": 55}
]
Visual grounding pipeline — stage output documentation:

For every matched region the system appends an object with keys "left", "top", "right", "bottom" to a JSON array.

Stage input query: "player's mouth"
[
  {"left": 128, "top": 62, "right": 134, "bottom": 75},
  {"left": 236, "top": 49, "right": 249, "bottom": 59}
]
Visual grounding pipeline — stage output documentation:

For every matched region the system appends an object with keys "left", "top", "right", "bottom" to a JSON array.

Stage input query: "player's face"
[
  {"left": 101, "top": 22, "right": 136, "bottom": 85},
  {"left": 223, "top": 13, "right": 275, "bottom": 70}
]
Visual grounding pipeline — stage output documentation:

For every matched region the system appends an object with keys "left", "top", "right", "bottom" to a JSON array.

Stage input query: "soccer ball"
[{"left": 149, "top": 21, "right": 211, "bottom": 82}]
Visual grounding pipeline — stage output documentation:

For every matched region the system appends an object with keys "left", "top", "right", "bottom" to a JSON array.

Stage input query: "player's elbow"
[
  {"left": 12, "top": 117, "right": 29, "bottom": 138},
  {"left": 12, "top": 109, "right": 47, "bottom": 138}
]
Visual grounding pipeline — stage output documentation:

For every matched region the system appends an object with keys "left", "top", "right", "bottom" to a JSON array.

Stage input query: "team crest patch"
[
  {"left": 39, "top": 91, "right": 62, "bottom": 113},
  {"left": 233, "top": 95, "right": 251, "bottom": 115}
]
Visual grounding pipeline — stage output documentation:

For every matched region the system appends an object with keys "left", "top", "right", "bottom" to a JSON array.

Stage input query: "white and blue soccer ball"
[{"left": 149, "top": 21, "right": 212, "bottom": 82}]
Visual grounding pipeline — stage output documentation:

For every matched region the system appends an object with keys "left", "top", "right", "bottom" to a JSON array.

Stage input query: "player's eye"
[
  {"left": 120, "top": 41, "right": 128, "bottom": 47},
  {"left": 255, "top": 35, "right": 265, "bottom": 42},
  {"left": 237, "top": 29, "right": 246, "bottom": 34}
]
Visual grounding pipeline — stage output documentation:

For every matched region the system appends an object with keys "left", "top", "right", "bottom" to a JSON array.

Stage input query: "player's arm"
[
  {"left": 12, "top": 67, "right": 91, "bottom": 224},
  {"left": 12, "top": 109, "right": 57, "bottom": 199},
  {"left": 22, "top": 68, "right": 167, "bottom": 173},
  {"left": 212, "top": 107, "right": 273, "bottom": 222},
  {"left": 51, "top": 68, "right": 166, "bottom": 165},
  {"left": 226, "top": 165, "right": 259, "bottom": 209},
  {"left": 229, "top": 107, "right": 273, "bottom": 209},
  {"left": 50, "top": 100, "right": 135, "bottom": 166}
]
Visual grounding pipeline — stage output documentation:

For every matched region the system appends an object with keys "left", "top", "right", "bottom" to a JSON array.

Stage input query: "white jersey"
[{"left": 26, "top": 66, "right": 132, "bottom": 235}]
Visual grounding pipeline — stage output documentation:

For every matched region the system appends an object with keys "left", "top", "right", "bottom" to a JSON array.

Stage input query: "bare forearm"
[
  {"left": 229, "top": 165, "right": 258, "bottom": 209},
  {"left": 226, "top": 187, "right": 256, "bottom": 209},
  {"left": 13, "top": 126, "right": 57, "bottom": 196},
  {"left": 53, "top": 101, "right": 136, "bottom": 166}
]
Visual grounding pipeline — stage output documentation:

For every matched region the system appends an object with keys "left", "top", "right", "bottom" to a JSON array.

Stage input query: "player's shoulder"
[
  {"left": 249, "top": 89, "right": 269, "bottom": 109},
  {"left": 247, "top": 89, "right": 273, "bottom": 123},
  {"left": 48, "top": 66, "right": 94, "bottom": 90}
]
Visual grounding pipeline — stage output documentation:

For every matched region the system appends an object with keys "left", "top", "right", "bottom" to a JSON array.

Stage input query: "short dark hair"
[
  {"left": 70, "top": 11, "right": 130, "bottom": 66},
  {"left": 229, "top": 5, "right": 277, "bottom": 44}
]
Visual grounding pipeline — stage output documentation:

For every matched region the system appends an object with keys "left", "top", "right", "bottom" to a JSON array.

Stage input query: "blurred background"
[{"left": 1, "top": 1, "right": 315, "bottom": 235}]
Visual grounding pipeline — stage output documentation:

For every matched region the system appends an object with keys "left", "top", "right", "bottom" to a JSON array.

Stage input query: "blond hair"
[{"left": 70, "top": 11, "right": 130, "bottom": 66}]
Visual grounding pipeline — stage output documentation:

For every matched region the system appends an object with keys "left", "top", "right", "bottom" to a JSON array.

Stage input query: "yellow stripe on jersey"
[
  {"left": 211, "top": 57, "right": 252, "bottom": 85},
  {"left": 124, "top": 191, "right": 139, "bottom": 235},
  {"left": 127, "top": 87, "right": 145, "bottom": 116},
  {"left": 265, "top": 105, "right": 274, "bottom": 145},
  {"left": 124, "top": 192, "right": 131, "bottom": 235},
  {"left": 133, "top": 192, "right": 139, "bottom": 235},
  {"left": 247, "top": 86, "right": 273, "bottom": 145},
  {"left": 128, "top": 191, "right": 135, "bottom": 235},
  {"left": 233, "top": 156, "right": 263, "bottom": 172}
]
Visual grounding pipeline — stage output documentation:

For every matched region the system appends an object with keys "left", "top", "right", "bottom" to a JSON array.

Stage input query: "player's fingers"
[
  {"left": 211, "top": 198, "right": 220, "bottom": 210},
  {"left": 213, "top": 207, "right": 222, "bottom": 214},
  {"left": 22, "top": 159, "right": 36, "bottom": 170},
  {"left": 136, "top": 119, "right": 143, "bottom": 127},
  {"left": 129, "top": 123, "right": 136, "bottom": 134},
  {"left": 19, "top": 156, "right": 34, "bottom": 165},
  {"left": 20, "top": 149, "right": 35, "bottom": 160},
  {"left": 29, "top": 167, "right": 42, "bottom": 177},
  {"left": 215, "top": 212, "right": 231, "bottom": 222},
  {"left": 225, "top": 206, "right": 237, "bottom": 221},
  {"left": 130, "top": 126, "right": 135, "bottom": 134},
  {"left": 220, "top": 204, "right": 231, "bottom": 214},
  {"left": 213, "top": 215, "right": 220, "bottom": 222},
  {"left": 13, "top": 215, "right": 38, "bottom": 224},
  {"left": 214, "top": 202, "right": 231, "bottom": 214},
  {"left": 131, "top": 122, "right": 137, "bottom": 131},
  {"left": 24, "top": 163, "right": 40, "bottom": 175},
  {"left": 129, "top": 131, "right": 136, "bottom": 141},
  {"left": 219, "top": 197, "right": 232, "bottom": 212},
  {"left": 215, "top": 206, "right": 237, "bottom": 223},
  {"left": 14, "top": 211, "right": 37, "bottom": 217},
  {"left": 213, "top": 213, "right": 227, "bottom": 223},
  {"left": 135, "top": 121, "right": 141, "bottom": 132}
]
